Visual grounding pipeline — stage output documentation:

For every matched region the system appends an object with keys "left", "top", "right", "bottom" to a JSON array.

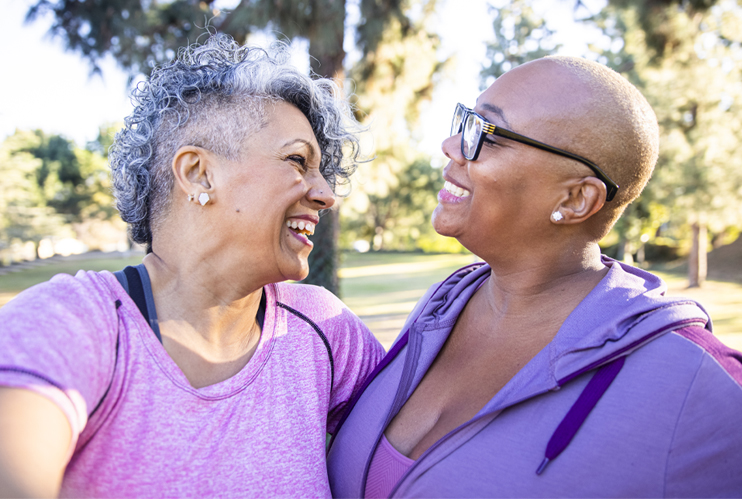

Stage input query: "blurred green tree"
[
  {"left": 480, "top": 0, "right": 559, "bottom": 84},
  {"left": 341, "top": 0, "right": 447, "bottom": 253},
  {"left": 17, "top": 130, "right": 116, "bottom": 223},
  {"left": 593, "top": 0, "right": 742, "bottom": 286},
  {"left": 342, "top": 159, "right": 442, "bottom": 251},
  {"left": 0, "top": 132, "right": 71, "bottom": 262},
  {"left": 0, "top": 129, "right": 120, "bottom": 262}
]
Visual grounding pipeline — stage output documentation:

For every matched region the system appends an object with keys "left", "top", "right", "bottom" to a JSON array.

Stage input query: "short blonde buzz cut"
[{"left": 542, "top": 56, "right": 660, "bottom": 241}]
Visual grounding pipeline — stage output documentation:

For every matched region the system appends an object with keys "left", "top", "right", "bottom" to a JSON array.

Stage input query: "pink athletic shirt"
[{"left": 0, "top": 270, "right": 385, "bottom": 498}]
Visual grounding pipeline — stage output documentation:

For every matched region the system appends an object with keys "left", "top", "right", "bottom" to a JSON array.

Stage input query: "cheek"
[{"left": 233, "top": 176, "right": 305, "bottom": 212}]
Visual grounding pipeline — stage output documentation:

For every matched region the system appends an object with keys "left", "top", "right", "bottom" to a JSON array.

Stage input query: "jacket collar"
[{"left": 414, "top": 257, "right": 710, "bottom": 394}]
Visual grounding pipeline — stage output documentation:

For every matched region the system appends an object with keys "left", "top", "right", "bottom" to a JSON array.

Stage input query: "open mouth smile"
[
  {"left": 286, "top": 219, "right": 316, "bottom": 236},
  {"left": 443, "top": 180, "right": 471, "bottom": 198}
]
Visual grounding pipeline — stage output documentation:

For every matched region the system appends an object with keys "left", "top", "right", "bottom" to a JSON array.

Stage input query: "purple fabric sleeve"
[
  {"left": 675, "top": 325, "right": 742, "bottom": 385},
  {"left": 664, "top": 330, "right": 742, "bottom": 496}
]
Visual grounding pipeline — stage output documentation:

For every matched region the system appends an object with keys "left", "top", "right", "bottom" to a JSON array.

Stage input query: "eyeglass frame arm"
[{"left": 482, "top": 123, "right": 619, "bottom": 202}]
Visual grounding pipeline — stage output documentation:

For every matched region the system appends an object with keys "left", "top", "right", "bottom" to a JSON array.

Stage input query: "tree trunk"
[
  {"left": 303, "top": 2, "right": 347, "bottom": 296},
  {"left": 688, "top": 221, "right": 707, "bottom": 287},
  {"left": 616, "top": 235, "right": 633, "bottom": 265},
  {"left": 636, "top": 243, "right": 645, "bottom": 266}
]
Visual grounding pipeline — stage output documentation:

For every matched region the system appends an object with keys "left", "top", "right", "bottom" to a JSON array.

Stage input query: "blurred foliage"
[
  {"left": 85, "top": 122, "right": 120, "bottom": 158},
  {"left": 341, "top": 0, "right": 449, "bottom": 253},
  {"left": 25, "top": 0, "right": 407, "bottom": 80},
  {"left": 0, "top": 133, "right": 69, "bottom": 254},
  {"left": 480, "top": 0, "right": 559, "bottom": 85},
  {"left": 0, "top": 128, "right": 119, "bottom": 262},
  {"left": 342, "top": 159, "right": 441, "bottom": 251},
  {"left": 590, "top": 0, "right": 742, "bottom": 275}
]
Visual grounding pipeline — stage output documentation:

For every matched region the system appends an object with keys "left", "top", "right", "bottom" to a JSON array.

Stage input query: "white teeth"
[
  {"left": 285, "top": 219, "right": 316, "bottom": 235},
  {"left": 444, "top": 181, "right": 471, "bottom": 198}
]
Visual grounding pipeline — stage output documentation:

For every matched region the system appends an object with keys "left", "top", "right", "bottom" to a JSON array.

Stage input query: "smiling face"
[
  {"left": 432, "top": 60, "right": 599, "bottom": 260},
  {"left": 209, "top": 101, "right": 334, "bottom": 284}
]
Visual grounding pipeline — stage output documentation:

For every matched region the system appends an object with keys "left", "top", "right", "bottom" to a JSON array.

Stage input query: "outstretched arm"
[{"left": 0, "top": 388, "right": 71, "bottom": 498}]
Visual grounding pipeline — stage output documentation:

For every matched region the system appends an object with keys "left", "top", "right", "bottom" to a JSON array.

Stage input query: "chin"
[
  {"left": 282, "top": 261, "right": 309, "bottom": 283},
  {"left": 296, "top": 268, "right": 310, "bottom": 282},
  {"left": 431, "top": 212, "right": 458, "bottom": 238}
]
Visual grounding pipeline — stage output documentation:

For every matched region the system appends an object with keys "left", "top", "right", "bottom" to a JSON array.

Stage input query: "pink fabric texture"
[
  {"left": 0, "top": 270, "right": 384, "bottom": 498},
  {"left": 364, "top": 434, "right": 414, "bottom": 498}
]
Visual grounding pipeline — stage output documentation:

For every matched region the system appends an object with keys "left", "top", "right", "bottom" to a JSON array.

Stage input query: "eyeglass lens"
[
  {"left": 463, "top": 113, "right": 482, "bottom": 160},
  {"left": 451, "top": 104, "right": 484, "bottom": 160},
  {"left": 451, "top": 105, "right": 465, "bottom": 136}
]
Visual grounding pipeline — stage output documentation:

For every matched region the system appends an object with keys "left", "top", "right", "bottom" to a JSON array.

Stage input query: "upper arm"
[
  {"left": 325, "top": 307, "right": 385, "bottom": 432},
  {"left": 0, "top": 272, "right": 120, "bottom": 495},
  {"left": 0, "top": 387, "right": 72, "bottom": 498},
  {"left": 664, "top": 353, "right": 742, "bottom": 496}
]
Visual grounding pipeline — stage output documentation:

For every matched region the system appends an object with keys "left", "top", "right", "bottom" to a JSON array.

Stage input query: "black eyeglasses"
[{"left": 451, "top": 103, "right": 619, "bottom": 202}]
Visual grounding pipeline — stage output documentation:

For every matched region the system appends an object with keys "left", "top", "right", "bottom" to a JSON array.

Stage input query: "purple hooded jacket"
[{"left": 327, "top": 258, "right": 742, "bottom": 497}]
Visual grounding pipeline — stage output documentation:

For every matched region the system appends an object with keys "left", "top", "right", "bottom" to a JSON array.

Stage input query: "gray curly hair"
[{"left": 109, "top": 34, "right": 362, "bottom": 246}]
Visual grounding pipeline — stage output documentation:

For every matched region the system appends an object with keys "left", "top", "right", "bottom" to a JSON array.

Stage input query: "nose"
[
  {"left": 441, "top": 133, "right": 466, "bottom": 166},
  {"left": 307, "top": 171, "right": 336, "bottom": 209}
]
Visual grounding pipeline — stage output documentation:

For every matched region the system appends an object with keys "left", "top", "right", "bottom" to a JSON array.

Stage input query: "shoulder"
[
  {"left": 402, "top": 262, "right": 489, "bottom": 328},
  {"left": 662, "top": 326, "right": 742, "bottom": 391},
  {"left": 0, "top": 271, "right": 123, "bottom": 434},
  {"left": 625, "top": 326, "right": 742, "bottom": 399},
  {"left": 657, "top": 327, "right": 742, "bottom": 494},
  {"left": 273, "top": 281, "right": 382, "bottom": 350},
  {"left": 273, "top": 282, "right": 350, "bottom": 323},
  {"left": 2, "top": 270, "right": 120, "bottom": 328}
]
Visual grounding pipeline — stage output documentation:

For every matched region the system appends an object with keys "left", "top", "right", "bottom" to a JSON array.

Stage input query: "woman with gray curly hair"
[{"left": 0, "top": 34, "right": 384, "bottom": 498}]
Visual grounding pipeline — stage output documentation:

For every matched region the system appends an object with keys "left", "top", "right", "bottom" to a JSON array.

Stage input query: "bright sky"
[
  {"left": 0, "top": 0, "right": 606, "bottom": 157},
  {"left": 0, "top": 0, "right": 136, "bottom": 146}
]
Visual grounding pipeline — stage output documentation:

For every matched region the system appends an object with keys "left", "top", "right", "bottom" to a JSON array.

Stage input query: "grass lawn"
[
  {"left": 1, "top": 251, "right": 739, "bottom": 351},
  {"left": 340, "top": 252, "right": 478, "bottom": 347},
  {"left": 649, "top": 269, "right": 742, "bottom": 351},
  {"left": 0, "top": 254, "right": 144, "bottom": 307}
]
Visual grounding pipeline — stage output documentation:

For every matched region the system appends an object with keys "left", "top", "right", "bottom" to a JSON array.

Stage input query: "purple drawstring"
[{"left": 536, "top": 355, "right": 626, "bottom": 475}]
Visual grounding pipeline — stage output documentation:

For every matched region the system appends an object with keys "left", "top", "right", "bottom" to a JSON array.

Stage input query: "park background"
[{"left": 1, "top": 0, "right": 741, "bottom": 350}]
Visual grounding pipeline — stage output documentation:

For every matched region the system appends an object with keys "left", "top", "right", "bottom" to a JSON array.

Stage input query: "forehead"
[{"left": 263, "top": 101, "right": 317, "bottom": 141}]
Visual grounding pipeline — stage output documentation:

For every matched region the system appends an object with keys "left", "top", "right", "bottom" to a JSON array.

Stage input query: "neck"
[
  {"left": 478, "top": 242, "right": 607, "bottom": 335},
  {"left": 142, "top": 251, "right": 264, "bottom": 349}
]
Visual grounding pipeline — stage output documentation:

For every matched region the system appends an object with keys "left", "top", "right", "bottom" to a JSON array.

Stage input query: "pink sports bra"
[{"left": 364, "top": 434, "right": 415, "bottom": 498}]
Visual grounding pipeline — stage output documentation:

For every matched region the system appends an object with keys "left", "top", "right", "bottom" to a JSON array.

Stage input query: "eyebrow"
[
  {"left": 479, "top": 103, "right": 512, "bottom": 129},
  {"left": 282, "top": 138, "right": 319, "bottom": 160}
]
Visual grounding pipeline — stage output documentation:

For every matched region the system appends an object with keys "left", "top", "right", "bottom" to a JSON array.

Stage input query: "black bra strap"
[{"left": 122, "top": 266, "right": 162, "bottom": 343}]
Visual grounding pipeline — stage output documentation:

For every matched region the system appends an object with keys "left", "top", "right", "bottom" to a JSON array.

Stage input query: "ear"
[
  {"left": 172, "top": 146, "right": 214, "bottom": 200},
  {"left": 551, "top": 177, "right": 606, "bottom": 224}
]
